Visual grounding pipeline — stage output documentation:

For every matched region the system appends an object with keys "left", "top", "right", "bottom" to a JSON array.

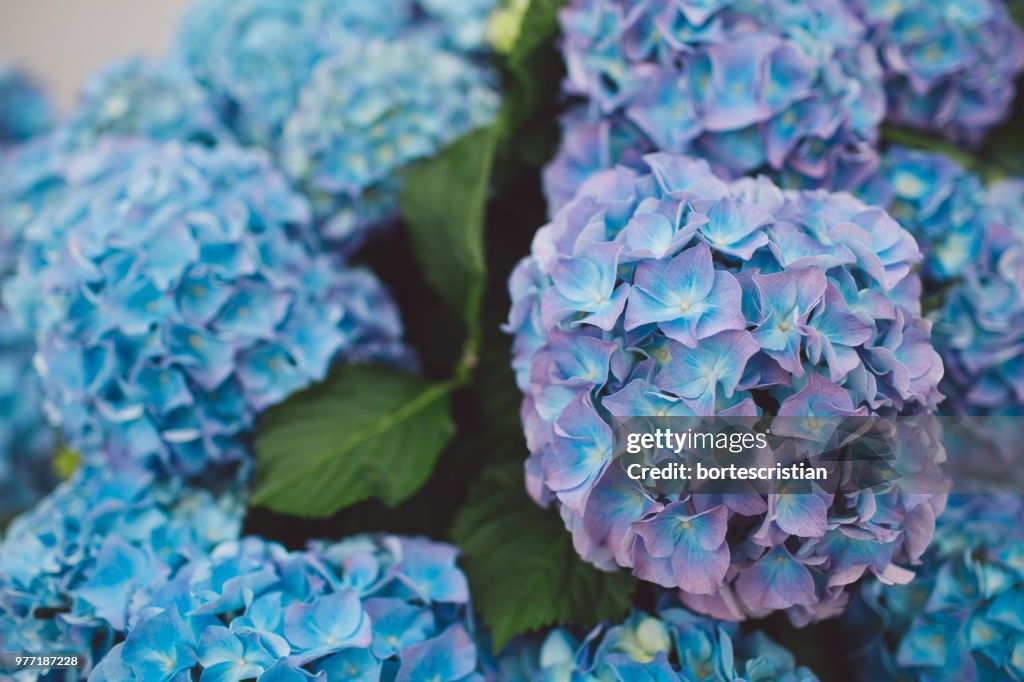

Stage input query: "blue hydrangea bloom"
[
  {"left": 845, "top": 0, "right": 1024, "bottom": 145},
  {"left": 0, "top": 66, "right": 53, "bottom": 146},
  {"left": 62, "top": 55, "right": 230, "bottom": 149},
  {"left": 4, "top": 140, "right": 412, "bottom": 476},
  {"left": 858, "top": 148, "right": 1024, "bottom": 414},
  {"left": 543, "top": 0, "right": 887, "bottom": 213},
  {"left": 176, "top": 0, "right": 498, "bottom": 148},
  {"left": 0, "top": 144, "right": 58, "bottom": 520},
  {"left": 175, "top": 0, "right": 501, "bottom": 249},
  {"left": 508, "top": 153, "right": 944, "bottom": 624},
  {"left": 89, "top": 534, "right": 483, "bottom": 682},
  {"left": 0, "top": 56, "right": 226, "bottom": 267},
  {"left": 279, "top": 38, "right": 500, "bottom": 244},
  {"left": 0, "top": 53, "right": 228, "bottom": 283},
  {"left": 0, "top": 314, "right": 55, "bottom": 520},
  {"left": 847, "top": 494, "right": 1024, "bottom": 681},
  {"left": 0, "top": 462, "right": 244, "bottom": 676},
  {"left": 489, "top": 607, "right": 820, "bottom": 681},
  {"left": 175, "top": 0, "right": 405, "bottom": 147},
  {"left": 418, "top": 0, "right": 502, "bottom": 52}
]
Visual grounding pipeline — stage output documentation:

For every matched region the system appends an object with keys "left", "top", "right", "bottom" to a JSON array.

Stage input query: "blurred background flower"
[
  {"left": 0, "top": 462, "right": 244, "bottom": 674},
  {"left": 845, "top": 494, "right": 1024, "bottom": 681},
  {"left": 844, "top": 0, "right": 1024, "bottom": 145},
  {"left": 0, "top": 66, "right": 53, "bottom": 145},
  {"left": 857, "top": 148, "right": 1024, "bottom": 415},
  {"left": 488, "top": 607, "right": 821, "bottom": 681}
]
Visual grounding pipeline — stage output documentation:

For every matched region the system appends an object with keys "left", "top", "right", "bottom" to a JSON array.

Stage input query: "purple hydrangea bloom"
[
  {"left": 62, "top": 56, "right": 230, "bottom": 150},
  {"left": 846, "top": 494, "right": 1024, "bottom": 681},
  {"left": 858, "top": 148, "right": 1024, "bottom": 414},
  {"left": 845, "top": 0, "right": 1024, "bottom": 145},
  {"left": 0, "top": 462, "right": 244, "bottom": 676},
  {"left": 488, "top": 607, "right": 820, "bottom": 681},
  {"left": 543, "top": 0, "right": 887, "bottom": 213},
  {"left": 89, "top": 535, "right": 482, "bottom": 682},
  {"left": 3, "top": 140, "right": 411, "bottom": 476},
  {"left": 508, "top": 153, "right": 945, "bottom": 624},
  {"left": 279, "top": 38, "right": 499, "bottom": 245},
  {"left": 0, "top": 66, "right": 53, "bottom": 146}
]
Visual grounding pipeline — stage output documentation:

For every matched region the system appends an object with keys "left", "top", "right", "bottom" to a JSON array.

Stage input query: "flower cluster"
[
  {"left": 174, "top": 0, "right": 401, "bottom": 147},
  {"left": 508, "top": 153, "right": 945, "bottom": 624},
  {"left": 845, "top": 0, "right": 1024, "bottom": 145},
  {"left": 419, "top": 0, "right": 502, "bottom": 53},
  {"left": 62, "top": 56, "right": 230, "bottom": 150},
  {"left": 858, "top": 148, "right": 1024, "bottom": 413},
  {"left": 280, "top": 38, "right": 499, "bottom": 243},
  {"left": 0, "top": 140, "right": 57, "bottom": 520},
  {"left": 4, "top": 140, "right": 411, "bottom": 476},
  {"left": 491, "top": 607, "right": 820, "bottom": 681},
  {"left": 939, "top": 178, "right": 1024, "bottom": 414},
  {"left": 90, "top": 534, "right": 483, "bottom": 682},
  {"left": 0, "top": 316, "right": 55, "bottom": 519},
  {"left": 0, "top": 66, "right": 52, "bottom": 146},
  {"left": 848, "top": 494, "right": 1024, "bottom": 681},
  {"left": 175, "top": 0, "right": 501, "bottom": 248},
  {"left": 0, "top": 56, "right": 228, "bottom": 257},
  {"left": 0, "top": 462, "right": 244, "bottom": 675},
  {"left": 543, "top": 0, "right": 886, "bottom": 212},
  {"left": 0, "top": 54, "right": 229, "bottom": 276},
  {"left": 176, "top": 0, "right": 499, "bottom": 147}
]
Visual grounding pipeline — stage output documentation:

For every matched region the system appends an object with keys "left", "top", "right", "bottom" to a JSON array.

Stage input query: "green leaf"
[
  {"left": 452, "top": 460, "right": 636, "bottom": 650},
  {"left": 881, "top": 126, "right": 978, "bottom": 170},
  {"left": 400, "top": 126, "right": 497, "bottom": 345},
  {"left": 252, "top": 364, "right": 456, "bottom": 517},
  {"left": 505, "top": 0, "right": 565, "bottom": 66},
  {"left": 1011, "top": 0, "right": 1024, "bottom": 31},
  {"left": 497, "top": 0, "right": 567, "bottom": 167}
]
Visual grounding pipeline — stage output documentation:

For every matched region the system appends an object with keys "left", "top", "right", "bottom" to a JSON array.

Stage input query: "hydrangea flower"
[
  {"left": 489, "top": 607, "right": 820, "bottom": 680},
  {"left": 845, "top": 0, "right": 1024, "bottom": 145},
  {"left": 0, "top": 462, "right": 244, "bottom": 676},
  {"left": 0, "top": 53, "right": 228, "bottom": 277},
  {"left": 846, "top": 494, "right": 1024, "bottom": 681},
  {"left": 0, "top": 315, "right": 55, "bottom": 520},
  {"left": 507, "top": 153, "right": 945, "bottom": 624},
  {"left": 4, "top": 140, "right": 411, "bottom": 476},
  {"left": 0, "top": 66, "right": 53, "bottom": 146},
  {"left": 279, "top": 38, "right": 499, "bottom": 244},
  {"left": 176, "top": 0, "right": 498, "bottom": 148},
  {"left": 543, "top": 0, "right": 887, "bottom": 213},
  {"left": 419, "top": 0, "right": 502, "bottom": 53},
  {"left": 175, "top": 0, "right": 403, "bottom": 146},
  {"left": 89, "top": 534, "right": 483, "bottom": 682},
  {"left": 176, "top": 0, "right": 501, "bottom": 248},
  {"left": 0, "top": 144, "right": 58, "bottom": 520},
  {"left": 62, "top": 56, "right": 230, "bottom": 150},
  {"left": 858, "top": 148, "right": 1024, "bottom": 414}
]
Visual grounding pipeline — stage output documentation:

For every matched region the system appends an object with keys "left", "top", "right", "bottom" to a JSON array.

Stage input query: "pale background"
[{"left": 0, "top": 0, "right": 191, "bottom": 110}]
